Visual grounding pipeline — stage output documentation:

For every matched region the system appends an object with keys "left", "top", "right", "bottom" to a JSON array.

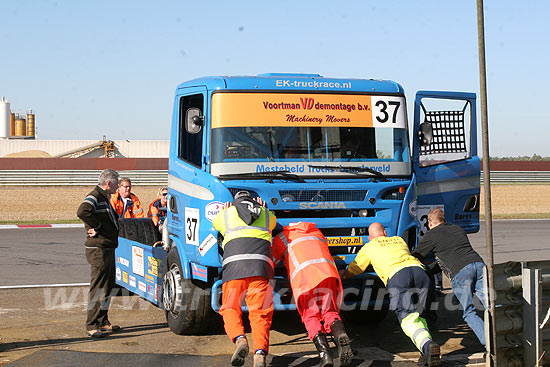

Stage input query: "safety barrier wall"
[
  {"left": 0, "top": 170, "right": 550, "bottom": 185},
  {"left": 0, "top": 170, "right": 168, "bottom": 186},
  {"left": 486, "top": 260, "right": 550, "bottom": 366}
]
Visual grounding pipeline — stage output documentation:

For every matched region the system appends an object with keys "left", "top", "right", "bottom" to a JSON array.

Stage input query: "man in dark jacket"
[
  {"left": 212, "top": 191, "right": 277, "bottom": 367},
  {"left": 77, "top": 169, "right": 121, "bottom": 338},
  {"left": 412, "top": 208, "right": 486, "bottom": 348}
]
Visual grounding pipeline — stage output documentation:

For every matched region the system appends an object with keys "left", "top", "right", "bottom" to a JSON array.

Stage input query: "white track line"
[
  {"left": 0, "top": 283, "right": 90, "bottom": 289},
  {"left": 0, "top": 224, "right": 84, "bottom": 229}
]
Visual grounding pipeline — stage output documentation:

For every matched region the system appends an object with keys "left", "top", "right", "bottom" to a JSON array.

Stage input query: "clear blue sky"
[{"left": 1, "top": 1, "right": 548, "bottom": 157}]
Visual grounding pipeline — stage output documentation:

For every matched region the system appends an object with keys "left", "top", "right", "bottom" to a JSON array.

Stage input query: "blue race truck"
[{"left": 115, "top": 73, "right": 480, "bottom": 334}]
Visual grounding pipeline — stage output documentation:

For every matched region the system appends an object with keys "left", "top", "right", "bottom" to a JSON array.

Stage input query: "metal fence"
[
  {"left": 0, "top": 170, "right": 168, "bottom": 186},
  {"left": 1, "top": 170, "right": 550, "bottom": 186}
]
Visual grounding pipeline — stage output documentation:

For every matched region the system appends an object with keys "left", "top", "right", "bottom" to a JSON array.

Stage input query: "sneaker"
[
  {"left": 253, "top": 351, "right": 266, "bottom": 367},
  {"left": 231, "top": 336, "right": 249, "bottom": 366},
  {"left": 86, "top": 329, "right": 105, "bottom": 338},
  {"left": 100, "top": 323, "right": 121, "bottom": 333},
  {"left": 426, "top": 342, "right": 441, "bottom": 367}
]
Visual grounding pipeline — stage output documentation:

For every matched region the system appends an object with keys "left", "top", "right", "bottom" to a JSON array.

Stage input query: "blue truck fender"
[{"left": 168, "top": 234, "right": 191, "bottom": 279}]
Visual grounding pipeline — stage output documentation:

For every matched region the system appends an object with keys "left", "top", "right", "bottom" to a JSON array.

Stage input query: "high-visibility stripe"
[
  {"left": 288, "top": 236, "right": 326, "bottom": 249},
  {"left": 276, "top": 233, "right": 290, "bottom": 259},
  {"left": 278, "top": 233, "right": 336, "bottom": 281},
  {"left": 290, "top": 258, "right": 335, "bottom": 280},
  {"left": 222, "top": 254, "right": 274, "bottom": 267},
  {"left": 224, "top": 209, "right": 269, "bottom": 233},
  {"left": 400, "top": 312, "right": 432, "bottom": 352},
  {"left": 418, "top": 337, "right": 431, "bottom": 350},
  {"left": 412, "top": 327, "right": 430, "bottom": 341},
  {"left": 225, "top": 225, "right": 268, "bottom": 235}
]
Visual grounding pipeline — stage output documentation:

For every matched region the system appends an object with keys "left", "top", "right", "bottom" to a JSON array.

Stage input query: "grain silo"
[
  {"left": 0, "top": 97, "right": 9, "bottom": 139},
  {"left": 26, "top": 109, "right": 35, "bottom": 137},
  {"left": 10, "top": 112, "right": 15, "bottom": 136},
  {"left": 15, "top": 114, "right": 26, "bottom": 136}
]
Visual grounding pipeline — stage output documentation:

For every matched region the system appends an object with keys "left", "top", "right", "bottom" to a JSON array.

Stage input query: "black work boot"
[
  {"left": 329, "top": 319, "right": 353, "bottom": 367},
  {"left": 312, "top": 332, "right": 334, "bottom": 367}
]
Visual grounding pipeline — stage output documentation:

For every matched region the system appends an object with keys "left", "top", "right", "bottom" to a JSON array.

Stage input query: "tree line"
[{"left": 490, "top": 154, "right": 550, "bottom": 161}]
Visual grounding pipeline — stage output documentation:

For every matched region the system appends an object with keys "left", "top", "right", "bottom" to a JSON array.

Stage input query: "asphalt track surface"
[
  {"left": 1, "top": 220, "right": 548, "bottom": 366},
  {"left": 1, "top": 220, "right": 549, "bottom": 287}
]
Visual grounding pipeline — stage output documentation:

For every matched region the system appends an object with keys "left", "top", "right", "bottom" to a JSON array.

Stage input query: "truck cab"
[{"left": 115, "top": 73, "right": 480, "bottom": 334}]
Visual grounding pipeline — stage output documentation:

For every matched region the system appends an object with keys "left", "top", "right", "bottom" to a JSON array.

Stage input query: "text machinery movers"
[{"left": 114, "top": 73, "right": 480, "bottom": 334}]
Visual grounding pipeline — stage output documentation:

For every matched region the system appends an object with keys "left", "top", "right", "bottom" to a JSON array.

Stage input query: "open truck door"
[{"left": 412, "top": 91, "right": 480, "bottom": 237}]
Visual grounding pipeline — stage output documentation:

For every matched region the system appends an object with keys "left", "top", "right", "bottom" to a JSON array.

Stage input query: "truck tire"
[
  {"left": 162, "top": 248, "right": 212, "bottom": 335},
  {"left": 118, "top": 218, "right": 161, "bottom": 246}
]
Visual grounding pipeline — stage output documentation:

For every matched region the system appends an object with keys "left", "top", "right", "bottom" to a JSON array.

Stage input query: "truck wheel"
[{"left": 162, "top": 249, "right": 211, "bottom": 335}]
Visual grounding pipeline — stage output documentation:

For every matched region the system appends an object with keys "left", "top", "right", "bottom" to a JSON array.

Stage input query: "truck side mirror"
[
  {"left": 418, "top": 122, "right": 433, "bottom": 147},
  {"left": 186, "top": 108, "right": 204, "bottom": 134}
]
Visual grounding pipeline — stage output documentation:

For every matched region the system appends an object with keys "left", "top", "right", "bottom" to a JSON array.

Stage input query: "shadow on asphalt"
[
  {"left": 2, "top": 349, "right": 425, "bottom": 367},
  {"left": 0, "top": 323, "right": 167, "bottom": 354}
]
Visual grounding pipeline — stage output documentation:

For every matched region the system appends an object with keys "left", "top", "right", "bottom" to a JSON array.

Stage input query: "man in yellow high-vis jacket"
[
  {"left": 213, "top": 191, "right": 277, "bottom": 367},
  {"left": 340, "top": 222, "right": 441, "bottom": 367}
]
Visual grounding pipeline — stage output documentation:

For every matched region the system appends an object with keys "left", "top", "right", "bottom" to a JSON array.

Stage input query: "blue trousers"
[{"left": 451, "top": 262, "right": 486, "bottom": 346}]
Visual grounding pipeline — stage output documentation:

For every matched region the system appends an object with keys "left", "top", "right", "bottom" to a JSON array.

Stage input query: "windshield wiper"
[
  {"left": 218, "top": 170, "right": 305, "bottom": 183},
  {"left": 307, "top": 165, "right": 386, "bottom": 180}
]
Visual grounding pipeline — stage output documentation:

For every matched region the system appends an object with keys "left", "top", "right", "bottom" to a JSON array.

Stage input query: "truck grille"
[{"left": 279, "top": 189, "right": 367, "bottom": 202}]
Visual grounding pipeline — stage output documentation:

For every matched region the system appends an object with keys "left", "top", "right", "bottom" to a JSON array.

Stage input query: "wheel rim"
[{"left": 163, "top": 262, "right": 183, "bottom": 317}]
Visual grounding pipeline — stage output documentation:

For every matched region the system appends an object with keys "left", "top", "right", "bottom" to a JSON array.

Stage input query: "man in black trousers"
[{"left": 77, "top": 168, "right": 121, "bottom": 338}]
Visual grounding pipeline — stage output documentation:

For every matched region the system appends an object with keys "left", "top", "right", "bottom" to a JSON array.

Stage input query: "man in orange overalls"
[
  {"left": 272, "top": 221, "right": 353, "bottom": 367},
  {"left": 212, "top": 191, "right": 277, "bottom": 367},
  {"left": 110, "top": 177, "right": 145, "bottom": 218}
]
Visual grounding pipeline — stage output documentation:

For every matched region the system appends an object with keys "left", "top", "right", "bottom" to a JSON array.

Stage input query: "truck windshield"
[
  {"left": 209, "top": 92, "right": 411, "bottom": 177},
  {"left": 212, "top": 126, "right": 408, "bottom": 162}
]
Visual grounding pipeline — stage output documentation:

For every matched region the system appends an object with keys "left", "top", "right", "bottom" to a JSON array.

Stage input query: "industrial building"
[{"left": 0, "top": 97, "right": 169, "bottom": 158}]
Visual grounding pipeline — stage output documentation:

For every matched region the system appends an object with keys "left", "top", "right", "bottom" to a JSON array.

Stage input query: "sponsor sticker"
[
  {"left": 205, "top": 201, "right": 224, "bottom": 222},
  {"left": 116, "top": 267, "right": 121, "bottom": 282},
  {"left": 326, "top": 236, "right": 363, "bottom": 247},
  {"left": 122, "top": 271, "right": 128, "bottom": 284},
  {"left": 199, "top": 234, "right": 218, "bottom": 257},
  {"left": 191, "top": 263, "right": 208, "bottom": 282},
  {"left": 129, "top": 276, "right": 136, "bottom": 288},
  {"left": 147, "top": 284, "right": 155, "bottom": 297},
  {"left": 147, "top": 256, "right": 162, "bottom": 277},
  {"left": 211, "top": 93, "right": 406, "bottom": 129},
  {"left": 145, "top": 274, "right": 155, "bottom": 283},
  {"left": 132, "top": 246, "right": 145, "bottom": 277},
  {"left": 154, "top": 284, "right": 158, "bottom": 301},
  {"left": 138, "top": 281, "right": 147, "bottom": 292},
  {"left": 117, "top": 257, "right": 130, "bottom": 267}
]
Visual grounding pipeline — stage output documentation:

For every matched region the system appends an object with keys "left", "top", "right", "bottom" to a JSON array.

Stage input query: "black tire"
[
  {"left": 163, "top": 248, "right": 212, "bottom": 335},
  {"left": 118, "top": 218, "right": 161, "bottom": 246}
]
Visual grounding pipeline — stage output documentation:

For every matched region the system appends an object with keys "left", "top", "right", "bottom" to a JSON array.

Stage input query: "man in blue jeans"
[{"left": 412, "top": 208, "right": 486, "bottom": 348}]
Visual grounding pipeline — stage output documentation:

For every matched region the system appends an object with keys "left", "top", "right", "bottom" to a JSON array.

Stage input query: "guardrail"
[
  {"left": 0, "top": 170, "right": 168, "bottom": 186},
  {"left": 1, "top": 170, "right": 550, "bottom": 185}
]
